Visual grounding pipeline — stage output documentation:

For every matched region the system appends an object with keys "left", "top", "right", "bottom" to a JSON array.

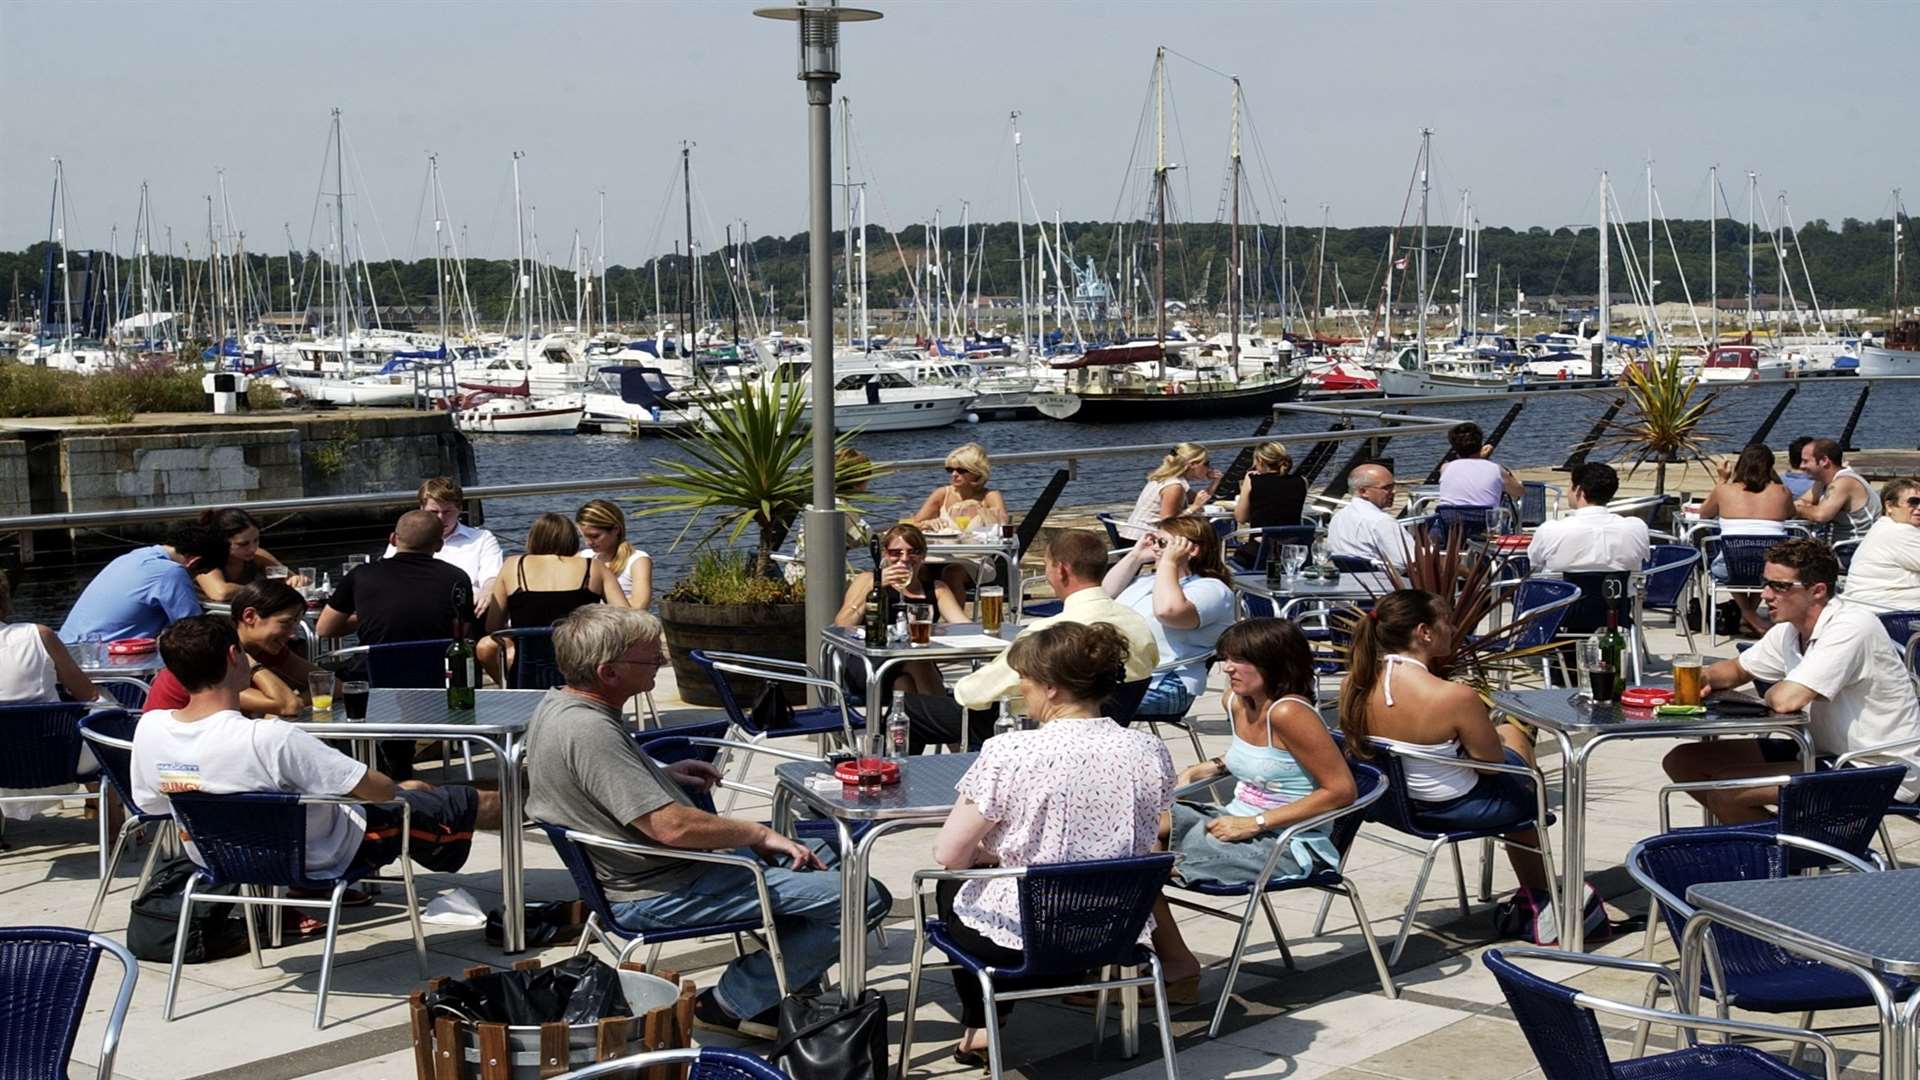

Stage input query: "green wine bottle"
[{"left": 445, "top": 588, "right": 477, "bottom": 710}]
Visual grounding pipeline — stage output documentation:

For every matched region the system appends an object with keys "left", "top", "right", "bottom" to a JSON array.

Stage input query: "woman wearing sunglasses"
[
  {"left": 1838, "top": 476, "right": 1920, "bottom": 613},
  {"left": 911, "top": 442, "right": 1008, "bottom": 599}
]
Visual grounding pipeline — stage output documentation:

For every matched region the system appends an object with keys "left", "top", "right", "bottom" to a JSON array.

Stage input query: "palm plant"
[{"left": 1594, "top": 351, "right": 1722, "bottom": 496}]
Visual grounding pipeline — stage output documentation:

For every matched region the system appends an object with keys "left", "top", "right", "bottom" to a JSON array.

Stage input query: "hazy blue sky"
[{"left": 3, "top": 0, "right": 1914, "bottom": 265}]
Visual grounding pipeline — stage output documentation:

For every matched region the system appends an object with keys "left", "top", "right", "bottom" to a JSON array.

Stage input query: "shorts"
[
  {"left": 1408, "top": 748, "right": 1538, "bottom": 833},
  {"left": 1754, "top": 738, "right": 1834, "bottom": 769},
  {"left": 354, "top": 785, "right": 480, "bottom": 875}
]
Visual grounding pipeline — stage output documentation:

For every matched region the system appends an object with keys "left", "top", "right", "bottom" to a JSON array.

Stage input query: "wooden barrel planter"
[{"left": 657, "top": 598, "right": 809, "bottom": 707}]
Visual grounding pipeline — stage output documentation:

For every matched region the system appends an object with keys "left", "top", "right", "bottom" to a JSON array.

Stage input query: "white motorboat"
[
  {"left": 1696, "top": 343, "right": 1791, "bottom": 383},
  {"left": 760, "top": 354, "right": 977, "bottom": 432},
  {"left": 1857, "top": 322, "right": 1920, "bottom": 376},
  {"left": 280, "top": 370, "right": 427, "bottom": 406},
  {"left": 455, "top": 333, "right": 593, "bottom": 397},
  {"left": 580, "top": 365, "right": 701, "bottom": 433},
  {"left": 452, "top": 391, "right": 584, "bottom": 435},
  {"left": 1374, "top": 345, "right": 1518, "bottom": 396}
]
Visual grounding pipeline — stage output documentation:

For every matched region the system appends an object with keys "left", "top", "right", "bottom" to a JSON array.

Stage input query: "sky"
[{"left": 2, "top": 0, "right": 1915, "bottom": 266}]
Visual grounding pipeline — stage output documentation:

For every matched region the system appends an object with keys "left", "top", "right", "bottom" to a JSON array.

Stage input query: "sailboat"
[{"left": 1859, "top": 191, "right": 1917, "bottom": 375}]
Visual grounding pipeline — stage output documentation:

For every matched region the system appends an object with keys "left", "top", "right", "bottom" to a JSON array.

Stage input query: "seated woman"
[
  {"left": 930, "top": 622, "right": 1176, "bottom": 1067},
  {"left": 1831, "top": 476, "right": 1920, "bottom": 613},
  {"left": 141, "top": 580, "right": 317, "bottom": 716},
  {"left": 1233, "top": 441, "right": 1308, "bottom": 528},
  {"left": 479, "top": 513, "right": 627, "bottom": 681},
  {"left": 1699, "top": 442, "right": 1795, "bottom": 635},
  {"left": 575, "top": 498, "right": 654, "bottom": 609},
  {"left": 1336, "top": 589, "right": 1557, "bottom": 906},
  {"left": 2, "top": 566, "right": 106, "bottom": 825},
  {"left": 193, "top": 507, "right": 303, "bottom": 602},
  {"left": 912, "top": 442, "right": 1008, "bottom": 599},
  {"left": 1101, "top": 514, "right": 1237, "bottom": 719},
  {"left": 1122, "top": 442, "right": 1219, "bottom": 540},
  {"left": 1153, "top": 618, "right": 1355, "bottom": 992},
  {"left": 833, "top": 523, "right": 968, "bottom": 699}
]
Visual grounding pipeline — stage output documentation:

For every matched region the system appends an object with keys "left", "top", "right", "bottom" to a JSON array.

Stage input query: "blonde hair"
[
  {"left": 1252, "top": 441, "right": 1292, "bottom": 474},
  {"left": 418, "top": 475, "right": 463, "bottom": 507},
  {"left": 945, "top": 442, "right": 992, "bottom": 485},
  {"left": 576, "top": 499, "right": 636, "bottom": 567},
  {"left": 1148, "top": 442, "right": 1209, "bottom": 483}
]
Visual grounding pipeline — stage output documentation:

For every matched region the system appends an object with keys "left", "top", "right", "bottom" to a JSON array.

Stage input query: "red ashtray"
[
  {"left": 1620, "top": 687, "right": 1674, "bottom": 708},
  {"left": 1493, "top": 534, "right": 1531, "bottom": 552},
  {"left": 107, "top": 637, "right": 157, "bottom": 656},
  {"left": 833, "top": 759, "right": 902, "bottom": 786}
]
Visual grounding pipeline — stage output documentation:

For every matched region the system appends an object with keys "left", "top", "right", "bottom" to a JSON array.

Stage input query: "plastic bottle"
[{"left": 885, "top": 698, "right": 911, "bottom": 759}]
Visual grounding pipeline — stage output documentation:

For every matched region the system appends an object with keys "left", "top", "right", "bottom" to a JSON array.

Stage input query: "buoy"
[{"left": 965, "top": 412, "right": 980, "bottom": 424}]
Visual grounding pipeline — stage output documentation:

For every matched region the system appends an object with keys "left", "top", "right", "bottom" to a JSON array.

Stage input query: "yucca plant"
[{"left": 1594, "top": 351, "right": 1723, "bottom": 496}]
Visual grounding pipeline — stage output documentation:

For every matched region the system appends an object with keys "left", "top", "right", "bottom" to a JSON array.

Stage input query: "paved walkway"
[{"left": 6, "top": 622, "right": 1914, "bottom": 1079}]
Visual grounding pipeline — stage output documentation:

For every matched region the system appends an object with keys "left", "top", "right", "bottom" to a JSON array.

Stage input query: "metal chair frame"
[
  {"left": 1129, "top": 650, "right": 1214, "bottom": 763},
  {"left": 0, "top": 701, "right": 112, "bottom": 879},
  {"left": 89, "top": 675, "right": 152, "bottom": 711},
  {"left": 485, "top": 625, "right": 566, "bottom": 690},
  {"left": 0, "top": 925, "right": 140, "bottom": 1080},
  {"left": 77, "top": 714, "right": 171, "bottom": 930},
  {"left": 1639, "top": 544, "right": 1704, "bottom": 653},
  {"left": 693, "top": 650, "right": 859, "bottom": 813},
  {"left": 1699, "top": 533, "right": 1780, "bottom": 644}
]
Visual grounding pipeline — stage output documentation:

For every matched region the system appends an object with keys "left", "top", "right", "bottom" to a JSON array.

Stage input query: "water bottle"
[
  {"left": 885, "top": 698, "right": 911, "bottom": 759},
  {"left": 992, "top": 707, "right": 1019, "bottom": 740}
]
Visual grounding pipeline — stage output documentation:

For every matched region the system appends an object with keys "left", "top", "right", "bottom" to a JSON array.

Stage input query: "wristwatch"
[{"left": 1253, "top": 812, "right": 1268, "bottom": 832}]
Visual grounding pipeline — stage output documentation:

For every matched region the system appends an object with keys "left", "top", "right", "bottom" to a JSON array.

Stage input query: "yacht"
[{"left": 752, "top": 354, "right": 977, "bottom": 432}]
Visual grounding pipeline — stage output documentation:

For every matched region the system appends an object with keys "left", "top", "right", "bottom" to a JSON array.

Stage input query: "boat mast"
[
  {"left": 598, "top": 189, "right": 609, "bottom": 331},
  {"left": 726, "top": 224, "right": 741, "bottom": 348},
  {"left": 333, "top": 109, "right": 348, "bottom": 354},
  {"left": 431, "top": 155, "right": 447, "bottom": 350},
  {"left": 1598, "top": 171, "right": 1610, "bottom": 355},
  {"left": 857, "top": 192, "right": 870, "bottom": 347},
  {"left": 1153, "top": 46, "right": 1168, "bottom": 379},
  {"left": 1746, "top": 171, "right": 1757, "bottom": 334},
  {"left": 511, "top": 150, "right": 529, "bottom": 368},
  {"left": 1896, "top": 187, "right": 1905, "bottom": 318},
  {"left": 1280, "top": 199, "right": 1289, "bottom": 333},
  {"left": 682, "top": 142, "right": 694, "bottom": 359},
  {"left": 841, "top": 96, "right": 854, "bottom": 349},
  {"left": 1229, "top": 76, "right": 1241, "bottom": 379},
  {"left": 1709, "top": 165, "right": 1719, "bottom": 345},
  {"left": 1315, "top": 203, "right": 1328, "bottom": 323},
  {"left": 1416, "top": 128, "right": 1430, "bottom": 366},
  {"left": 960, "top": 200, "right": 971, "bottom": 342},
  {"left": 1011, "top": 111, "right": 1031, "bottom": 363}
]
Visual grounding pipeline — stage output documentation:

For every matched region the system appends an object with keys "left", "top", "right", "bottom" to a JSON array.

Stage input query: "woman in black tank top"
[{"left": 478, "top": 514, "right": 629, "bottom": 681}]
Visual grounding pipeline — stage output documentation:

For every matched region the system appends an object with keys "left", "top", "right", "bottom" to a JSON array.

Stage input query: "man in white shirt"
[
  {"left": 383, "top": 476, "right": 503, "bottom": 614},
  {"left": 1662, "top": 538, "right": 1920, "bottom": 822},
  {"left": 133, "top": 615, "right": 502, "bottom": 881},
  {"left": 1842, "top": 477, "right": 1920, "bottom": 612},
  {"left": 1526, "top": 462, "right": 1651, "bottom": 573},
  {"left": 1327, "top": 463, "right": 1410, "bottom": 570}
]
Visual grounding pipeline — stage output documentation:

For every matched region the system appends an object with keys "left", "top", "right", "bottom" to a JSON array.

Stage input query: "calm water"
[{"left": 10, "top": 378, "right": 1914, "bottom": 625}]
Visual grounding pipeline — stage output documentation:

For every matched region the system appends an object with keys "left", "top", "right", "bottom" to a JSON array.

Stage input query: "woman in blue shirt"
[{"left": 1101, "top": 514, "right": 1236, "bottom": 719}]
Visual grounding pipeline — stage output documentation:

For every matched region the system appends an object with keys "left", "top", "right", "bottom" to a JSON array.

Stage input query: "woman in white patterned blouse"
[{"left": 930, "top": 621, "right": 1177, "bottom": 1067}]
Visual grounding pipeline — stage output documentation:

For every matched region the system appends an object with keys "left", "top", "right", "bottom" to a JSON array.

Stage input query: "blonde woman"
[
  {"left": 1122, "top": 442, "right": 1219, "bottom": 539},
  {"left": 1233, "top": 441, "right": 1308, "bottom": 528},
  {"left": 913, "top": 442, "right": 1007, "bottom": 533},
  {"left": 576, "top": 499, "right": 653, "bottom": 608}
]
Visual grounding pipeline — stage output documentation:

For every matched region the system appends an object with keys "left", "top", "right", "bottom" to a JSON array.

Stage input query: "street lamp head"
[{"left": 754, "top": 1, "right": 882, "bottom": 82}]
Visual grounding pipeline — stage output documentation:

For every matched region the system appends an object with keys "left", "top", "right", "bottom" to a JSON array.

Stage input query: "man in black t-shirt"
[{"left": 317, "top": 511, "right": 473, "bottom": 648}]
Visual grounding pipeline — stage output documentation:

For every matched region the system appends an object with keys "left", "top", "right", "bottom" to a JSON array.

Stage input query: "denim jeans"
[
  {"left": 609, "top": 840, "right": 892, "bottom": 1020},
  {"left": 1135, "top": 670, "right": 1196, "bottom": 719}
]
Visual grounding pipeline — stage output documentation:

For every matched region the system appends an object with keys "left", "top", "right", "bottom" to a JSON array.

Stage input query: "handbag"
[
  {"left": 769, "top": 988, "right": 888, "bottom": 1080},
  {"left": 126, "top": 853, "right": 251, "bottom": 964},
  {"left": 750, "top": 679, "right": 797, "bottom": 731}
]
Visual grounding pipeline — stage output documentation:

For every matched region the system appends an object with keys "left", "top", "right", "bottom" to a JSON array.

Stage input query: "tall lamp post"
[{"left": 755, "top": 0, "right": 882, "bottom": 686}]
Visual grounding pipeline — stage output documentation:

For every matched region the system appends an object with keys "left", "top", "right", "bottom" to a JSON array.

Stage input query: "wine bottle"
[
  {"left": 864, "top": 537, "right": 892, "bottom": 642},
  {"left": 1597, "top": 606, "right": 1625, "bottom": 702},
  {"left": 445, "top": 587, "right": 477, "bottom": 710}
]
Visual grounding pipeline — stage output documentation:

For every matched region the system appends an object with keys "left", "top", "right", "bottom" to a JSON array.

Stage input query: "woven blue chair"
[
  {"left": 0, "top": 925, "right": 139, "bottom": 1080},
  {"left": 1330, "top": 554, "right": 1381, "bottom": 574},
  {"left": 1655, "top": 763, "right": 1907, "bottom": 871},
  {"left": 1095, "top": 512, "right": 1127, "bottom": 549},
  {"left": 1326, "top": 737, "right": 1559, "bottom": 965},
  {"left": 1641, "top": 544, "right": 1702, "bottom": 653},
  {"left": 1485, "top": 947, "right": 1841, "bottom": 1080},
  {"left": 1624, "top": 827, "right": 1913, "bottom": 1059},
  {"left": 1235, "top": 524, "right": 1318, "bottom": 572},
  {"left": 536, "top": 823, "right": 790, "bottom": 1000},
  {"left": 77, "top": 710, "right": 171, "bottom": 930},
  {"left": 900, "top": 854, "right": 1180, "bottom": 1080},
  {"left": 1166, "top": 761, "right": 1397, "bottom": 1036},
  {"left": 1103, "top": 678, "right": 1153, "bottom": 726},
  {"left": 1518, "top": 481, "right": 1562, "bottom": 529},
  {"left": 160, "top": 791, "right": 427, "bottom": 1029},
  {"left": 0, "top": 702, "right": 109, "bottom": 878},
  {"left": 551, "top": 1046, "right": 792, "bottom": 1079},
  {"left": 1498, "top": 577, "right": 1583, "bottom": 685},
  {"left": 690, "top": 649, "right": 860, "bottom": 813},
  {"left": 1428, "top": 503, "right": 1501, "bottom": 544},
  {"left": 488, "top": 626, "right": 564, "bottom": 689},
  {"left": 319, "top": 638, "right": 455, "bottom": 688},
  {"left": 1703, "top": 534, "right": 1776, "bottom": 643},
  {"left": 1876, "top": 610, "right": 1920, "bottom": 653},
  {"left": 89, "top": 676, "right": 150, "bottom": 712},
  {"left": 1832, "top": 737, "right": 1920, "bottom": 868}
]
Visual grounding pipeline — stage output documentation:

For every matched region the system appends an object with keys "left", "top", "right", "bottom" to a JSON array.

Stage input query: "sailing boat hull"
[
  {"left": 1858, "top": 340, "right": 1920, "bottom": 376},
  {"left": 1052, "top": 373, "right": 1304, "bottom": 422}
]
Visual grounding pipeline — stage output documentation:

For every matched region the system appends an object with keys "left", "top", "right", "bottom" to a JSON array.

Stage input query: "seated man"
[
  {"left": 905, "top": 529, "right": 1160, "bottom": 751},
  {"left": 320, "top": 510, "right": 474, "bottom": 647},
  {"left": 1662, "top": 538, "right": 1920, "bottom": 823},
  {"left": 1326, "top": 463, "right": 1410, "bottom": 570},
  {"left": 1526, "top": 462, "right": 1650, "bottom": 573},
  {"left": 132, "top": 616, "right": 502, "bottom": 909},
  {"left": 60, "top": 522, "right": 230, "bottom": 642},
  {"left": 383, "top": 476, "right": 503, "bottom": 615},
  {"left": 1794, "top": 437, "right": 1881, "bottom": 542},
  {"left": 525, "top": 606, "right": 890, "bottom": 1040}
]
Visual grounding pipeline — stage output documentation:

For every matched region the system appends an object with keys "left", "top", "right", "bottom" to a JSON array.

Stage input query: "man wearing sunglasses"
[
  {"left": 1839, "top": 477, "right": 1920, "bottom": 613},
  {"left": 1661, "top": 537, "right": 1920, "bottom": 822},
  {"left": 1327, "top": 463, "right": 1411, "bottom": 570}
]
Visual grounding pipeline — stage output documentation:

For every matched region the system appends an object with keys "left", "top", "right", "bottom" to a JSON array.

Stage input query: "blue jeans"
[
  {"left": 1135, "top": 670, "right": 1195, "bottom": 719},
  {"left": 610, "top": 840, "right": 892, "bottom": 1020}
]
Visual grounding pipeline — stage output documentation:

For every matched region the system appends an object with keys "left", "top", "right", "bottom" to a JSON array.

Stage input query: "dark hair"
[
  {"left": 879, "top": 522, "right": 928, "bottom": 555},
  {"left": 1337, "top": 590, "right": 1448, "bottom": 758},
  {"left": 1786, "top": 436, "right": 1813, "bottom": 467},
  {"left": 526, "top": 512, "right": 579, "bottom": 556},
  {"left": 1447, "top": 422, "right": 1485, "bottom": 458},
  {"left": 1216, "top": 619, "right": 1315, "bottom": 702},
  {"left": 1730, "top": 443, "right": 1780, "bottom": 493},
  {"left": 227, "top": 581, "right": 306, "bottom": 623},
  {"left": 1570, "top": 462, "right": 1619, "bottom": 505},
  {"left": 1045, "top": 529, "right": 1110, "bottom": 583},
  {"left": 158, "top": 614, "right": 241, "bottom": 693},
  {"left": 1765, "top": 537, "right": 1840, "bottom": 596},
  {"left": 1006, "top": 621, "right": 1130, "bottom": 705},
  {"left": 1807, "top": 438, "right": 1844, "bottom": 468},
  {"left": 165, "top": 523, "right": 232, "bottom": 570},
  {"left": 197, "top": 507, "right": 259, "bottom": 540}
]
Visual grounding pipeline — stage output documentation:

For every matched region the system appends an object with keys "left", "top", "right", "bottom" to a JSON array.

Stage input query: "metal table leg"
[{"left": 498, "top": 735, "right": 526, "bottom": 953}]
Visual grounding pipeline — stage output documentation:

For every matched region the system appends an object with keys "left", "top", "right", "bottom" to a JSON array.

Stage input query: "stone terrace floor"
[{"left": 5, "top": 620, "right": 1915, "bottom": 1080}]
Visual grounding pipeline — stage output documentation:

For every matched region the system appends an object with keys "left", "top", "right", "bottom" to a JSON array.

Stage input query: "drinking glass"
[
  {"left": 1578, "top": 640, "right": 1616, "bottom": 704},
  {"left": 307, "top": 670, "right": 337, "bottom": 718},
  {"left": 264, "top": 564, "right": 291, "bottom": 581},
  {"left": 297, "top": 566, "right": 318, "bottom": 587},
  {"left": 1485, "top": 508, "right": 1507, "bottom": 537},
  {"left": 341, "top": 680, "right": 371, "bottom": 721},
  {"left": 906, "top": 603, "right": 934, "bottom": 646},
  {"left": 977, "top": 586, "right": 1005, "bottom": 634},
  {"left": 79, "top": 633, "right": 104, "bottom": 668},
  {"left": 856, "top": 749, "right": 885, "bottom": 795},
  {"left": 1281, "top": 544, "right": 1309, "bottom": 581},
  {"left": 1672, "top": 654, "right": 1706, "bottom": 706}
]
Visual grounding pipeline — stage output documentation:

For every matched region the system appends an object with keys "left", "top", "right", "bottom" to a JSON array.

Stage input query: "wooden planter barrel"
[{"left": 657, "top": 598, "right": 809, "bottom": 707}]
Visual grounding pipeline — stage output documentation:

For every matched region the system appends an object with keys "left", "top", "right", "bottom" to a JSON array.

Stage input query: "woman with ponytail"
[
  {"left": 929, "top": 622, "right": 1176, "bottom": 1066},
  {"left": 1337, "top": 590, "right": 1551, "bottom": 896},
  {"left": 1121, "top": 442, "right": 1220, "bottom": 539}
]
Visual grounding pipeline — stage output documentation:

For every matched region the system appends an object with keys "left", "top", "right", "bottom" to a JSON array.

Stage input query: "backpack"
[
  {"left": 1494, "top": 882, "right": 1612, "bottom": 947},
  {"left": 126, "top": 852, "right": 252, "bottom": 964}
]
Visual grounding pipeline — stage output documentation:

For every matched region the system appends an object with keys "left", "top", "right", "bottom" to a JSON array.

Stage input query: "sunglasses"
[
  {"left": 947, "top": 467, "right": 977, "bottom": 478},
  {"left": 1903, "top": 496, "right": 1920, "bottom": 509},
  {"left": 1760, "top": 578, "right": 1807, "bottom": 592},
  {"left": 883, "top": 547, "right": 921, "bottom": 559}
]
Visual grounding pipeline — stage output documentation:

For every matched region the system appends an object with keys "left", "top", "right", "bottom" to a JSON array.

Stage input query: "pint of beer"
[
  {"left": 1672, "top": 654, "right": 1706, "bottom": 706},
  {"left": 907, "top": 603, "right": 934, "bottom": 646},
  {"left": 977, "top": 587, "right": 1005, "bottom": 633}
]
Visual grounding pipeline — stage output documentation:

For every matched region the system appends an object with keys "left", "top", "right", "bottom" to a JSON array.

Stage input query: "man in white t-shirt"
[
  {"left": 133, "top": 615, "right": 502, "bottom": 881},
  {"left": 1527, "top": 462, "right": 1651, "bottom": 573},
  {"left": 382, "top": 476, "right": 504, "bottom": 615},
  {"left": 1326, "top": 463, "right": 1411, "bottom": 570},
  {"left": 1662, "top": 538, "right": 1920, "bottom": 822}
]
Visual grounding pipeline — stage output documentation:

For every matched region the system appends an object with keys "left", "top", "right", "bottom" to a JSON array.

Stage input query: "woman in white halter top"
[{"left": 1335, "top": 589, "right": 1553, "bottom": 899}]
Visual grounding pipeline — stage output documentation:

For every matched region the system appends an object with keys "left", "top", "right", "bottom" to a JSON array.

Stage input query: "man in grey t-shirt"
[{"left": 526, "top": 607, "right": 889, "bottom": 1040}]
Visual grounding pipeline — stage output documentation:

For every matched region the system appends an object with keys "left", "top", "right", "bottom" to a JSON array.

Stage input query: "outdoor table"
[
  {"left": 922, "top": 533, "right": 1024, "bottom": 619},
  {"left": 79, "top": 652, "right": 166, "bottom": 679},
  {"left": 1491, "top": 684, "right": 1813, "bottom": 953},
  {"left": 818, "top": 623, "right": 1016, "bottom": 746},
  {"left": 293, "top": 687, "right": 545, "bottom": 953},
  {"left": 1232, "top": 570, "right": 1394, "bottom": 619},
  {"left": 1678, "top": 869, "right": 1920, "bottom": 1079},
  {"left": 770, "top": 752, "right": 977, "bottom": 998}
]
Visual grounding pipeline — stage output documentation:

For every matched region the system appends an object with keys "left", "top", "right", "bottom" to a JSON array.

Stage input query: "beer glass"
[
  {"left": 906, "top": 603, "right": 934, "bottom": 646},
  {"left": 1672, "top": 654, "right": 1706, "bottom": 706},
  {"left": 977, "top": 586, "right": 1005, "bottom": 634}
]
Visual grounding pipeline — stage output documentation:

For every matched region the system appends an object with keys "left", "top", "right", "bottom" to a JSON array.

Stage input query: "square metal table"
[
  {"left": 819, "top": 623, "right": 1016, "bottom": 745},
  {"left": 922, "top": 534, "right": 1024, "bottom": 620},
  {"left": 295, "top": 687, "right": 546, "bottom": 952},
  {"left": 1491, "top": 685, "right": 1813, "bottom": 952},
  {"left": 1232, "top": 570, "right": 1394, "bottom": 618},
  {"left": 770, "top": 753, "right": 977, "bottom": 997},
  {"left": 1680, "top": 870, "right": 1920, "bottom": 1079}
]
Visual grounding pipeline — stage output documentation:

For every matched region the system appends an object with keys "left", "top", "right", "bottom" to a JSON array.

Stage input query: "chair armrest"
[
  {"left": 1656, "top": 777, "right": 1795, "bottom": 832},
  {"left": 1153, "top": 650, "right": 1213, "bottom": 677},
  {"left": 1773, "top": 833, "right": 1881, "bottom": 873},
  {"left": 1496, "top": 946, "right": 1685, "bottom": 999},
  {"left": 717, "top": 779, "right": 776, "bottom": 800},
  {"left": 1833, "top": 732, "right": 1920, "bottom": 768},
  {"left": 701, "top": 651, "right": 815, "bottom": 674},
  {"left": 563, "top": 828, "right": 777, "bottom": 875},
  {"left": 910, "top": 866, "right": 1030, "bottom": 888},
  {"left": 1374, "top": 740, "right": 1541, "bottom": 782},
  {"left": 316, "top": 645, "right": 371, "bottom": 667},
  {"left": 1174, "top": 773, "right": 1236, "bottom": 803},
  {"left": 710, "top": 661, "right": 842, "bottom": 698},
  {"left": 681, "top": 737, "right": 825, "bottom": 765},
  {"left": 1573, "top": 994, "right": 1839, "bottom": 1079}
]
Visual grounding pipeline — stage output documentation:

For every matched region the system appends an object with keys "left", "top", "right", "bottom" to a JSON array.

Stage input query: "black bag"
[
  {"left": 126, "top": 853, "right": 251, "bottom": 964},
  {"left": 751, "top": 679, "right": 797, "bottom": 731},
  {"left": 770, "top": 989, "right": 888, "bottom": 1080},
  {"left": 425, "top": 954, "right": 630, "bottom": 1026},
  {"left": 1685, "top": 597, "right": 1703, "bottom": 633},
  {"left": 484, "top": 899, "right": 586, "bottom": 948}
]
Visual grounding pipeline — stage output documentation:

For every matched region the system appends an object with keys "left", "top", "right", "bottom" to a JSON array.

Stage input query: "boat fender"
[{"left": 965, "top": 412, "right": 979, "bottom": 424}]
